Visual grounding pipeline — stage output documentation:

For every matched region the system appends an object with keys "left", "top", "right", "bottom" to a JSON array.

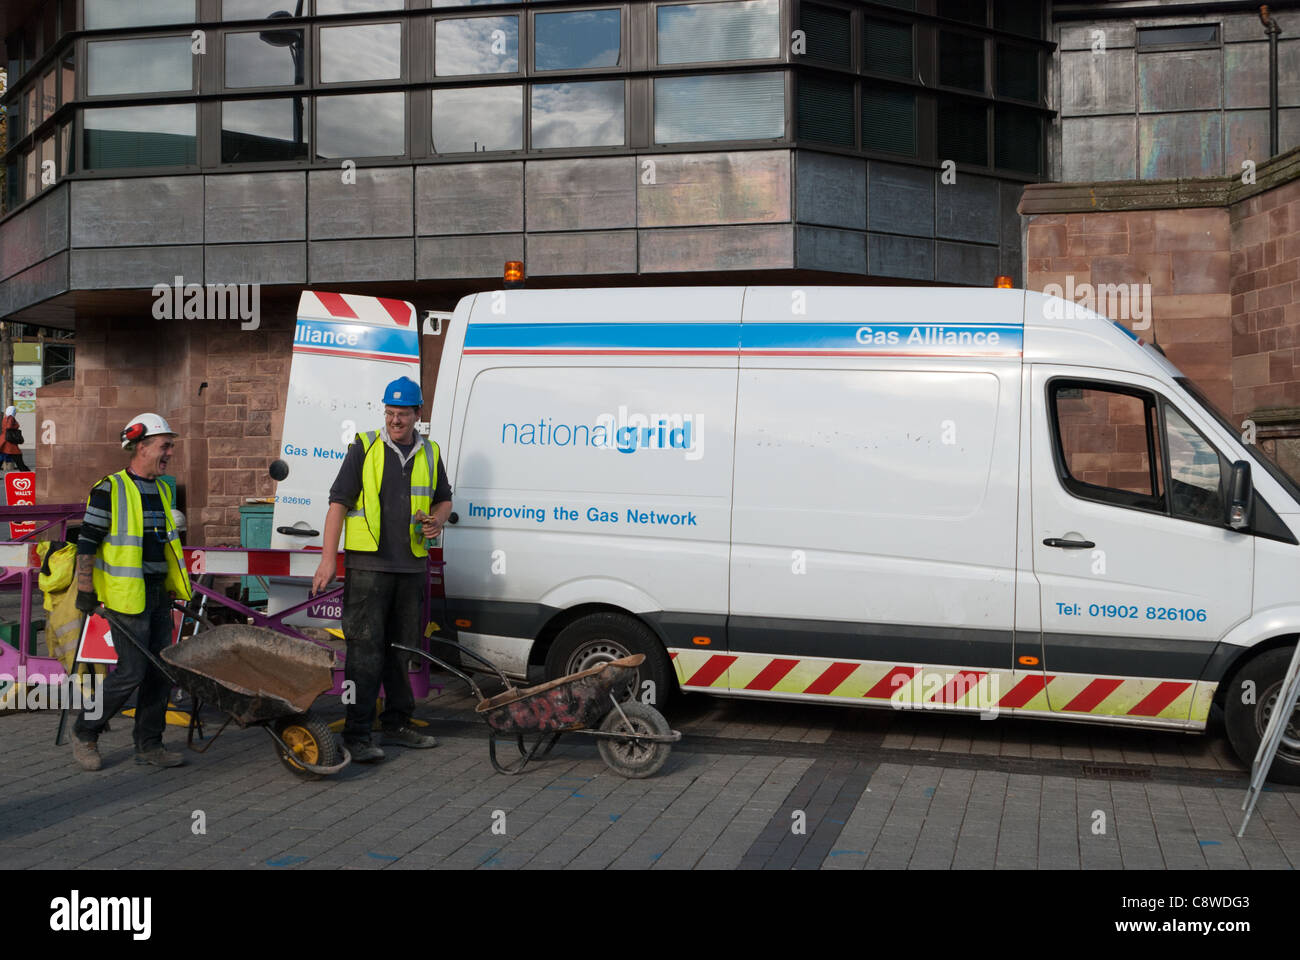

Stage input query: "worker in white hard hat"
[{"left": 70, "top": 413, "right": 192, "bottom": 772}]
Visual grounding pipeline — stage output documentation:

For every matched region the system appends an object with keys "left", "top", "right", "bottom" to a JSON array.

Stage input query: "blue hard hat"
[{"left": 383, "top": 376, "right": 423, "bottom": 407}]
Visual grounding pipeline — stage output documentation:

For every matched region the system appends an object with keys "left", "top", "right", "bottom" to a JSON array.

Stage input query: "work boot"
[
  {"left": 72, "top": 737, "right": 102, "bottom": 772},
  {"left": 381, "top": 724, "right": 439, "bottom": 749},
  {"left": 134, "top": 746, "right": 186, "bottom": 768},
  {"left": 345, "top": 738, "right": 385, "bottom": 763}
]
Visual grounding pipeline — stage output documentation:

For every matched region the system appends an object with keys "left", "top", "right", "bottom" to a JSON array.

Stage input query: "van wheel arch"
[
  {"left": 533, "top": 607, "right": 678, "bottom": 708},
  {"left": 1213, "top": 634, "right": 1300, "bottom": 712},
  {"left": 1219, "top": 639, "right": 1300, "bottom": 784}
]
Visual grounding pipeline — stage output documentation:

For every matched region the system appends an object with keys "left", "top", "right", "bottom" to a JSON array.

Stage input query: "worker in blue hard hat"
[{"left": 310, "top": 375, "right": 452, "bottom": 762}]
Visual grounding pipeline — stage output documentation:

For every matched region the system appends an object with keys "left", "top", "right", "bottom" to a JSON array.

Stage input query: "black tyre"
[
  {"left": 597, "top": 701, "right": 673, "bottom": 778},
  {"left": 544, "top": 613, "right": 674, "bottom": 708},
  {"left": 1224, "top": 648, "right": 1300, "bottom": 785},
  {"left": 274, "top": 712, "right": 345, "bottom": 780}
]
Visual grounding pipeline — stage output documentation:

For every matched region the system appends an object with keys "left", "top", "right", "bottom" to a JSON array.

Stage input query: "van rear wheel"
[
  {"left": 545, "top": 613, "right": 674, "bottom": 709},
  {"left": 1224, "top": 648, "right": 1300, "bottom": 785}
]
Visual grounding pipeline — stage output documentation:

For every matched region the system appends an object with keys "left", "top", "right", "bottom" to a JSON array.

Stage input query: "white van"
[{"left": 428, "top": 286, "right": 1300, "bottom": 779}]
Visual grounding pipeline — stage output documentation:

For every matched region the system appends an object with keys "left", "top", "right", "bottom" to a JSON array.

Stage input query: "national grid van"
[{"left": 427, "top": 286, "right": 1300, "bottom": 779}]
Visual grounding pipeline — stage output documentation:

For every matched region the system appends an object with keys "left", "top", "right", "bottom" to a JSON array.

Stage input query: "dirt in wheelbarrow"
[{"left": 193, "top": 645, "right": 326, "bottom": 710}]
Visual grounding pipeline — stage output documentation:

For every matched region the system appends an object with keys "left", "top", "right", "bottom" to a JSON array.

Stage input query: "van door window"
[
  {"left": 1049, "top": 381, "right": 1164, "bottom": 512},
  {"left": 1162, "top": 404, "right": 1224, "bottom": 523}
]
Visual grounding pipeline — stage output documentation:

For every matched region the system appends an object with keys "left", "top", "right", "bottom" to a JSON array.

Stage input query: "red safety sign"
[
  {"left": 5, "top": 471, "right": 36, "bottom": 539},
  {"left": 76, "top": 613, "right": 118, "bottom": 665}
]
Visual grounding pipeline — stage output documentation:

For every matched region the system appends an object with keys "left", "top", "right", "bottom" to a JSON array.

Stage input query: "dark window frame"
[
  {"left": 1135, "top": 23, "right": 1221, "bottom": 51},
  {"left": 429, "top": 81, "right": 527, "bottom": 156},
  {"left": 218, "top": 95, "right": 313, "bottom": 165},
  {"left": 650, "top": 0, "right": 785, "bottom": 70},
  {"left": 529, "top": 76, "right": 629, "bottom": 151},
  {"left": 653, "top": 68, "right": 789, "bottom": 146},
  {"left": 313, "top": 18, "right": 406, "bottom": 86},
  {"left": 527, "top": 5, "right": 627, "bottom": 76},
  {"left": 220, "top": 27, "right": 312, "bottom": 93},
  {"left": 861, "top": 11, "right": 915, "bottom": 82},
  {"left": 431, "top": 11, "right": 524, "bottom": 79},
  {"left": 311, "top": 88, "right": 410, "bottom": 159},
  {"left": 80, "top": 100, "right": 203, "bottom": 173},
  {"left": 82, "top": 31, "right": 201, "bottom": 101}
]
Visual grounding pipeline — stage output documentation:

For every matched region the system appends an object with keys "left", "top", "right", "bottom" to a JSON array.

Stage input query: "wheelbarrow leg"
[{"left": 490, "top": 731, "right": 561, "bottom": 775}]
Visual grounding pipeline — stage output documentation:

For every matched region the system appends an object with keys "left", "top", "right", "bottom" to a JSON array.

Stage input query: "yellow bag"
[{"left": 37, "top": 541, "right": 77, "bottom": 613}]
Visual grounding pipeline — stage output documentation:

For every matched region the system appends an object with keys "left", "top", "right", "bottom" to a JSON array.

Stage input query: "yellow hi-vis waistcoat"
[
  {"left": 89, "top": 470, "right": 192, "bottom": 615},
  {"left": 344, "top": 431, "right": 439, "bottom": 557}
]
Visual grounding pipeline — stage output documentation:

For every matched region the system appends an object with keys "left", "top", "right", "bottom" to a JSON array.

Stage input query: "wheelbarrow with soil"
[
  {"left": 128, "top": 622, "right": 350, "bottom": 778},
  {"left": 393, "top": 639, "right": 680, "bottom": 777}
]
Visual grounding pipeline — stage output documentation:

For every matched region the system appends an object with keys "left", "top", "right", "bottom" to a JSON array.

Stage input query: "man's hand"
[
  {"left": 419, "top": 511, "right": 443, "bottom": 540},
  {"left": 311, "top": 558, "right": 336, "bottom": 597},
  {"left": 75, "top": 590, "right": 99, "bottom": 615}
]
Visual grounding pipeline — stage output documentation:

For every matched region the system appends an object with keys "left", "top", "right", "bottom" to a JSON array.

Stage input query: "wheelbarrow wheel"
[
  {"left": 597, "top": 701, "right": 672, "bottom": 779},
  {"left": 275, "top": 713, "right": 344, "bottom": 779}
]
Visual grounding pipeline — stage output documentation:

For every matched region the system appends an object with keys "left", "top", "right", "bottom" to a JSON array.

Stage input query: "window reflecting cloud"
[
  {"left": 225, "top": 30, "right": 303, "bottom": 87},
  {"left": 531, "top": 80, "right": 624, "bottom": 148},
  {"left": 316, "top": 91, "right": 405, "bottom": 156},
  {"left": 222, "top": 98, "right": 307, "bottom": 161},
  {"left": 534, "top": 10, "right": 620, "bottom": 71},
  {"left": 657, "top": 0, "right": 780, "bottom": 64},
  {"left": 654, "top": 72, "right": 784, "bottom": 143},
  {"left": 432, "top": 85, "right": 523, "bottom": 152},
  {"left": 316, "top": 0, "right": 404, "bottom": 13},
  {"left": 436, "top": 17, "right": 519, "bottom": 76},
  {"left": 87, "top": 0, "right": 193, "bottom": 29},
  {"left": 87, "top": 37, "right": 193, "bottom": 96},
  {"left": 320, "top": 22, "right": 402, "bottom": 82}
]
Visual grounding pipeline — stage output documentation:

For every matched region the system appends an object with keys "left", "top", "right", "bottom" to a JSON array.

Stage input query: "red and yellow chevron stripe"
[{"left": 668, "top": 649, "right": 1215, "bottom": 725}]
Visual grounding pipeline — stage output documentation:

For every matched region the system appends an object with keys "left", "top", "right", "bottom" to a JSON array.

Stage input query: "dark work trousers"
[
  {"left": 74, "top": 576, "right": 174, "bottom": 751},
  {"left": 341, "top": 568, "right": 424, "bottom": 742}
]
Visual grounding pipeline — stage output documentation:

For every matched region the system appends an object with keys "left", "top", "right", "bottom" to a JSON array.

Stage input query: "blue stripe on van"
[
  {"left": 293, "top": 319, "right": 419, "bottom": 360},
  {"left": 463, "top": 322, "right": 1023, "bottom": 356},
  {"left": 464, "top": 323, "right": 740, "bottom": 352}
]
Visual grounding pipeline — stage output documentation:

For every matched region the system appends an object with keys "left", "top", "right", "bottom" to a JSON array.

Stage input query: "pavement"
[{"left": 4, "top": 671, "right": 1300, "bottom": 871}]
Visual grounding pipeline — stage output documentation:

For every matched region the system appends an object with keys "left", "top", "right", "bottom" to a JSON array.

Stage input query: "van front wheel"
[
  {"left": 1224, "top": 647, "right": 1300, "bottom": 785},
  {"left": 545, "top": 614, "right": 674, "bottom": 709}
]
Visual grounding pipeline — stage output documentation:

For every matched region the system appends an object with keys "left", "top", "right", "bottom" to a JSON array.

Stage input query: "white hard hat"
[
  {"left": 121, "top": 412, "right": 176, "bottom": 448},
  {"left": 171, "top": 508, "right": 187, "bottom": 533}
]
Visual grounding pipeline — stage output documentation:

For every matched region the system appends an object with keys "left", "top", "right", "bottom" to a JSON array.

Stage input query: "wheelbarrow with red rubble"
[{"left": 392, "top": 639, "right": 681, "bottom": 777}]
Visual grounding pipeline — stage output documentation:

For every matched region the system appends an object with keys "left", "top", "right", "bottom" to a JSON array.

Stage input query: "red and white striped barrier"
[
  {"left": 0, "top": 542, "right": 39, "bottom": 569},
  {"left": 182, "top": 548, "right": 344, "bottom": 579},
  {"left": 297, "top": 291, "right": 415, "bottom": 327}
]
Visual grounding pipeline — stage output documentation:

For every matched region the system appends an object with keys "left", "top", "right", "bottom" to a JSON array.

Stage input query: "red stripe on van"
[
  {"left": 1063, "top": 677, "right": 1124, "bottom": 712},
  {"left": 376, "top": 297, "right": 411, "bottom": 326},
  {"left": 931, "top": 670, "right": 986, "bottom": 704},
  {"left": 684, "top": 655, "right": 735, "bottom": 688},
  {"left": 315, "top": 291, "right": 358, "bottom": 319},
  {"left": 745, "top": 659, "right": 800, "bottom": 691},
  {"left": 805, "top": 661, "right": 858, "bottom": 696},
  {"left": 998, "top": 674, "right": 1054, "bottom": 709},
  {"left": 1127, "top": 681, "right": 1191, "bottom": 717},
  {"left": 863, "top": 665, "right": 919, "bottom": 699}
]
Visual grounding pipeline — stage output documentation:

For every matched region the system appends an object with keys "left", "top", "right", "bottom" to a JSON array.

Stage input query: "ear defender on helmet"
[{"left": 121, "top": 422, "right": 147, "bottom": 446}]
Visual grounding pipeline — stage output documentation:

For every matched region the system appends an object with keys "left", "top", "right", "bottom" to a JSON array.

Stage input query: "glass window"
[
  {"left": 87, "top": 37, "right": 194, "bottom": 96},
  {"left": 6, "top": 30, "right": 25, "bottom": 85},
  {"left": 320, "top": 23, "right": 402, "bottom": 82},
  {"left": 1137, "top": 25, "right": 1218, "bottom": 47},
  {"left": 797, "top": 75, "right": 852, "bottom": 146},
  {"left": 938, "top": 31, "right": 984, "bottom": 92},
  {"left": 61, "top": 0, "right": 76, "bottom": 35},
  {"left": 61, "top": 121, "right": 74, "bottom": 176},
  {"left": 864, "top": 18, "right": 912, "bottom": 79},
  {"left": 222, "top": 98, "right": 309, "bottom": 161},
  {"left": 316, "top": 91, "right": 405, "bottom": 156},
  {"left": 226, "top": 29, "right": 305, "bottom": 87},
  {"left": 1164, "top": 406, "right": 1223, "bottom": 523},
  {"left": 993, "top": 0, "right": 1040, "bottom": 38},
  {"left": 938, "top": 0, "right": 984, "bottom": 25},
  {"left": 317, "top": 0, "right": 405, "bottom": 13},
  {"left": 43, "top": 2, "right": 57, "bottom": 51},
  {"left": 431, "top": 0, "right": 514, "bottom": 6},
  {"left": 5, "top": 158, "right": 19, "bottom": 213},
  {"left": 431, "top": 85, "right": 523, "bottom": 152},
  {"left": 994, "top": 106, "right": 1038, "bottom": 173},
  {"left": 996, "top": 44, "right": 1037, "bottom": 101},
  {"left": 531, "top": 80, "right": 624, "bottom": 148},
  {"left": 39, "top": 134, "right": 56, "bottom": 190},
  {"left": 436, "top": 17, "right": 519, "bottom": 76},
  {"left": 85, "top": 0, "right": 195, "bottom": 30},
  {"left": 800, "top": 3, "right": 851, "bottom": 67},
  {"left": 657, "top": 0, "right": 779, "bottom": 64},
  {"left": 60, "top": 51, "right": 75, "bottom": 106},
  {"left": 24, "top": 149, "right": 38, "bottom": 201},
  {"left": 862, "top": 86, "right": 915, "bottom": 155},
  {"left": 41, "top": 69, "right": 57, "bottom": 121},
  {"left": 654, "top": 71, "right": 783, "bottom": 143},
  {"left": 938, "top": 98, "right": 986, "bottom": 165},
  {"left": 223, "top": 0, "right": 302, "bottom": 19},
  {"left": 24, "top": 87, "right": 38, "bottom": 136},
  {"left": 534, "top": 10, "right": 620, "bottom": 71},
  {"left": 1053, "top": 384, "right": 1162, "bottom": 507},
  {"left": 82, "top": 103, "right": 198, "bottom": 168}
]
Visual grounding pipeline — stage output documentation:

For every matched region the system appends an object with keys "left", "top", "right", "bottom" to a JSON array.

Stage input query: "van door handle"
[
  {"left": 1043, "top": 537, "right": 1095, "bottom": 549},
  {"left": 277, "top": 524, "right": 319, "bottom": 537}
]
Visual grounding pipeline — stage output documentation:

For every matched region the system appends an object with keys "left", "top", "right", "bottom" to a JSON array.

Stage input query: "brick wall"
[{"left": 1025, "top": 209, "right": 1233, "bottom": 415}]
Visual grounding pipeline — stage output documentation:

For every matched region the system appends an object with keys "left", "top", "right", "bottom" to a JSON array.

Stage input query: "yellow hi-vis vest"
[
  {"left": 89, "top": 470, "right": 192, "bottom": 615},
  {"left": 344, "top": 431, "right": 439, "bottom": 557}
]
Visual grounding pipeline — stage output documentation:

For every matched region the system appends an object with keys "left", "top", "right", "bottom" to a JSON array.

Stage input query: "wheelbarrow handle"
[
  {"left": 391, "top": 644, "right": 488, "bottom": 702},
  {"left": 420, "top": 636, "right": 514, "bottom": 691},
  {"left": 93, "top": 610, "right": 181, "bottom": 687}
]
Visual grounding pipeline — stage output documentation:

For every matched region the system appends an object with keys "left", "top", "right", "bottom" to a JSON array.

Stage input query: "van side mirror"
[{"left": 1227, "top": 460, "right": 1252, "bottom": 531}]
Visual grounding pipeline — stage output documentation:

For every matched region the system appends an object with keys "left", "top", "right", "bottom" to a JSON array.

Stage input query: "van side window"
[
  {"left": 1162, "top": 404, "right": 1224, "bottom": 523},
  {"left": 1050, "top": 381, "right": 1164, "bottom": 511}
]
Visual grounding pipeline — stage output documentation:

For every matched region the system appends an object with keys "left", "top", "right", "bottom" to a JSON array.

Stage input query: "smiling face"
[
  {"left": 130, "top": 435, "right": 176, "bottom": 480},
  {"left": 384, "top": 405, "right": 418, "bottom": 444}
]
